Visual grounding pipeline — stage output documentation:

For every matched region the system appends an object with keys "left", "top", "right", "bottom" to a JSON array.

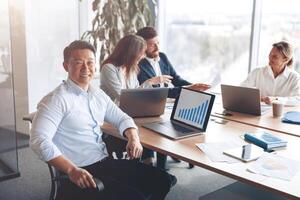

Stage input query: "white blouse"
[{"left": 241, "top": 65, "right": 300, "bottom": 104}]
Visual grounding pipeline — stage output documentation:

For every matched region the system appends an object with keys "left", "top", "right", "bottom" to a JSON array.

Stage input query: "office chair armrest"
[
  {"left": 56, "top": 175, "right": 104, "bottom": 192},
  {"left": 22, "top": 112, "right": 36, "bottom": 123},
  {"left": 93, "top": 177, "right": 105, "bottom": 192}
]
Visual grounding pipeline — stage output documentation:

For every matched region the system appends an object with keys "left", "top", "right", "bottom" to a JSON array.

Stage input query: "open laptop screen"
[
  {"left": 171, "top": 88, "right": 215, "bottom": 131},
  {"left": 119, "top": 88, "right": 169, "bottom": 117}
]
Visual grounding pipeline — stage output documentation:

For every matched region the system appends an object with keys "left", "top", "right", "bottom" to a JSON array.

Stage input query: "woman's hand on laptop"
[
  {"left": 147, "top": 75, "right": 173, "bottom": 85},
  {"left": 185, "top": 83, "right": 211, "bottom": 91}
]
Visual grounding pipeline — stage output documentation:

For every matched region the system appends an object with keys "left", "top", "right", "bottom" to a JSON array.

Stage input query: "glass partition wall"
[{"left": 0, "top": 0, "right": 19, "bottom": 181}]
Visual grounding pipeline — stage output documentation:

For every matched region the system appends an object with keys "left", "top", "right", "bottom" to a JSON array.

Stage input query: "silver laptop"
[
  {"left": 221, "top": 84, "right": 271, "bottom": 116},
  {"left": 119, "top": 88, "right": 169, "bottom": 118},
  {"left": 142, "top": 88, "right": 215, "bottom": 140}
]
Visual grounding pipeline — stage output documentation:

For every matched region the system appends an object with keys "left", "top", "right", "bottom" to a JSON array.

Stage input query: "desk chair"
[
  {"left": 23, "top": 113, "right": 104, "bottom": 200},
  {"left": 102, "top": 134, "right": 127, "bottom": 159}
]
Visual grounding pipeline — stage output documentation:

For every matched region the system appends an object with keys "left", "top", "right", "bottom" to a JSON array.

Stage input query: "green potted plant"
[{"left": 82, "top": 0, "right": 156, "bottom": 63}]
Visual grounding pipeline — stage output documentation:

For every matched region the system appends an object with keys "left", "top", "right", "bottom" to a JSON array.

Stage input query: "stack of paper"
[{"left": 282, "top": 111, "right": 300, "bottom": 125}]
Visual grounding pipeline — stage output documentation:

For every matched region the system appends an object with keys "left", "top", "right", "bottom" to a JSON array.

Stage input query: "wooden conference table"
[
  {"left": 102, "top": 112, "right": 300, "bottom": 199},
  {"left": 211, "top": 96, "right": 300, "bottom": 137}
]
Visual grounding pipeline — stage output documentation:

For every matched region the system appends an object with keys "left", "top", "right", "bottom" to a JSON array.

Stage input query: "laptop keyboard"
[{"left": 159, "top": 121, "right": 193, "bottom": 133}]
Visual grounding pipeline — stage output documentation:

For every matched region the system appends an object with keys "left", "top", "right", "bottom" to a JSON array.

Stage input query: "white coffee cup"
[{"left": 272, "top": 100, "right": 284, "bottom": 117}]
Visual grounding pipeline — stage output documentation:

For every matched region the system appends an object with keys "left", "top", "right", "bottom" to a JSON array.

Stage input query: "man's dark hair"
[
  {"left": 136, "top": 26, "right": 158, "bottom": 40},
  {"left": 63, "top": 40, "right": 96, "bottom": 61}
]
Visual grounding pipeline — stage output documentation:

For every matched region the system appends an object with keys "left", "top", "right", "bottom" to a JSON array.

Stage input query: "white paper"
[
  {"left": 196, "top": 142, "right": 241, "bottom": 163},
  {"left": 247, "top": 153, "right": 300, "bottom": 181}
]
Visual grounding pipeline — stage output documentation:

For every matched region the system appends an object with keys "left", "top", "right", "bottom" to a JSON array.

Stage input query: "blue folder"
[
  {"left": 244, "top": 132, "right": 287, "bottom": 150},
  {"left": 281, "top": 111, "right": 300, "bottom": 125}
]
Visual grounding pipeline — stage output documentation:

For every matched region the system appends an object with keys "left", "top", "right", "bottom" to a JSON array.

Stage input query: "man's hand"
[
  {"left": 185, "top": 83, "right": 211, "bottom": 91},
  {"left": 124, "top": 128, "right": 143, "bottom": 159},
  {"left": 68, "top": 167, "right": 96, "bottom": 189},
  {"left": 48, "top": 156, "right": 96, "bottom": 189},
  {"left": 148, "top": 75, "right": 173, "bottom": 85}
]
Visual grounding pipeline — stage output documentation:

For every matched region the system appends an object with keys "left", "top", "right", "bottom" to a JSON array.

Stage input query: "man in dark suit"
[
  {"left": 136, "top": 26, "right": 210, "bottom": 98},
  {"left": 136, "top": 26, "right": 209, "bottom": 170}
]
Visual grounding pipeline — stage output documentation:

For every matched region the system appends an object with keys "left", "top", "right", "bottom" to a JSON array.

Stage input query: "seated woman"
[
  {"left": 100, "top": 34, "right": 169, "bottom": 165},
  {"left": 100, "top": 34, "right": 171, "bottom": 104},
  {"left": 241, "top": 41, "right": 300, "bottom": 105}
]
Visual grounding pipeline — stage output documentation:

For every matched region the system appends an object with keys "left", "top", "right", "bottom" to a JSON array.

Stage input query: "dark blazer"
[{"left": 138, "top": 52, "right": 191, "bottom": 98}]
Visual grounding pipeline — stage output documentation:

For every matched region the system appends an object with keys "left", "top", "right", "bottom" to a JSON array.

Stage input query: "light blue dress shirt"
[{"left": 30, "top": 79, "right": 137, "bottom": 167}]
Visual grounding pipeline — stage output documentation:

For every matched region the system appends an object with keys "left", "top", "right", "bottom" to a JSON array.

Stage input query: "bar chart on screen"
[
  {"left": 173, "top": 89, "right": 212, "bottom": 128},
  {"left": 177, "top": 100, "right": 209, "bottom": 126}
]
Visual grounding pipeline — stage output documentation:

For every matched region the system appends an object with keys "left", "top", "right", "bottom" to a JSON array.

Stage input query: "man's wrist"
[
  {"left": 67, "top": 165, "right": 77, "bottom": 175},
  {"left": 124, "top": 128, "right": 139, "bottom": 141}
]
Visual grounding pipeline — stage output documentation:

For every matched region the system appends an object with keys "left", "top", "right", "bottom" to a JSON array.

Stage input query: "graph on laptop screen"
[{"left": 173, "top": 89, "right": 213, "bottom": 129}]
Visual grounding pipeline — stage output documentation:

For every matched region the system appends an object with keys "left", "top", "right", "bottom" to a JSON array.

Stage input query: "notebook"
[
  {"left": 221, "top": 84, "right": 271, "bottom": 116},
  {"left": 119, "top": 88, "right": 169, "bottom": 118},
  {"left": 244, "top": 132, "right": 287, "bottom": 151},
  {"left": 142, "top": 88, "right": 215, "bottom": 140}
]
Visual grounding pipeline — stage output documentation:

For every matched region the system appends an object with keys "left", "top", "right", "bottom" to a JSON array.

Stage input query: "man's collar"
[
  {"left": 145, "top": 56, "right": 160, "bottom": 64},
  {"left": 66, "top": 78, "right": 95, "bottom": 95}
]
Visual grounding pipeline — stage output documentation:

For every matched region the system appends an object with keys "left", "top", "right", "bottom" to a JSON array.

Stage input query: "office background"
[{"left": 0, "top": 0, "right": 299, "bottom": 199}]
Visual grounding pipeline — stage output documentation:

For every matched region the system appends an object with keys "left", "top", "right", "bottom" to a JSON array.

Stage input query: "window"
[
  {"left": 159, "top": 0, "right": 253, "bottom": 87},
  {"left": 258, "top": 0, "right": 300, "bottom": 72},
  {"left": 25, "top": 0, "right": 79, "bottom": 111}
]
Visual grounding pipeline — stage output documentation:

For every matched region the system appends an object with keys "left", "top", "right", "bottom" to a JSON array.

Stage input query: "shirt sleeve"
[
  {"left": 137, "top": 75, "right": 152, "bottom": 88},
  {"left": 240, "top": 69, "right": 258, "bottom": 87},
  {"left": 277, "top": 74, "right": 300, "bottom": 105},
  {"left": 100, "top": 64, "right": 123, "bottom": 102},
  {"left": 29, "top": 93, "right": 66, "bottom": 162},
  {"left": 161, "top": 53, "right": 191, "bottom": 87}
]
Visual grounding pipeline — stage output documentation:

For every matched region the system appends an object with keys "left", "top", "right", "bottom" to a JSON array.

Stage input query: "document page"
[
  {"left": 247, "top": 153, "right": 300, "bottom": 181},
  {"left": 196, "top": 142, "right": 241, "bottom": 163}
]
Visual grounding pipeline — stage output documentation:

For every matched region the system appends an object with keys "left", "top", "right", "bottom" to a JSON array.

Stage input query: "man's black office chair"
[{"left": 23, "top": 113, "right": 104, "bottom": 200}]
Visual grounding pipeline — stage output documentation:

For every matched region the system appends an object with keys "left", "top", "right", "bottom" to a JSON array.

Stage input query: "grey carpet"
[
  {"left": 0, "top": 147, "right": 50, "bottom": 200},
  {"left": 0, "top": 128, "right": 29, "bottom": 152},
  {"left": 198, "top": 181, "right": 288, "bottom": 200}
]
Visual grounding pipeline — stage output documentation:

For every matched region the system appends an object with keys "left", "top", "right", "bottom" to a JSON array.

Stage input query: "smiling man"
[
  {"left": 136, "top": 26, "right": 210, "bottom": 99},
  {"left": 30, "top": 40, "right": 176, "bottom": 200}
]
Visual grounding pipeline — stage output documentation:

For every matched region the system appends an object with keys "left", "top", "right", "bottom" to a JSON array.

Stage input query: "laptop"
[
  {"left": 119, "top": 88, "right": 169, "bottom": 118},
  {"left": 142, "top": 88, "right": 215, "bottom": 140},
  {"left": 221, "top": 84, "right": 271, "bottom": 116}
]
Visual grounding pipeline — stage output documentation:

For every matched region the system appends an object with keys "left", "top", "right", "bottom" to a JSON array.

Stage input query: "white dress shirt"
[
  {"left": 145, "top": 56, "right": 162, "bottom": 77},
  {"left": 241, "top": 65, "right": 300, "bottom": 103},
  {"left": 30, "top": 78, "right": 137, "bottom": 167}
]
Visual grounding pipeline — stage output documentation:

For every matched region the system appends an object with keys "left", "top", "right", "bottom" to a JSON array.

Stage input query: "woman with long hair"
[{"left": 100, "top": 34, "right": 171, "bottom": 103}]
